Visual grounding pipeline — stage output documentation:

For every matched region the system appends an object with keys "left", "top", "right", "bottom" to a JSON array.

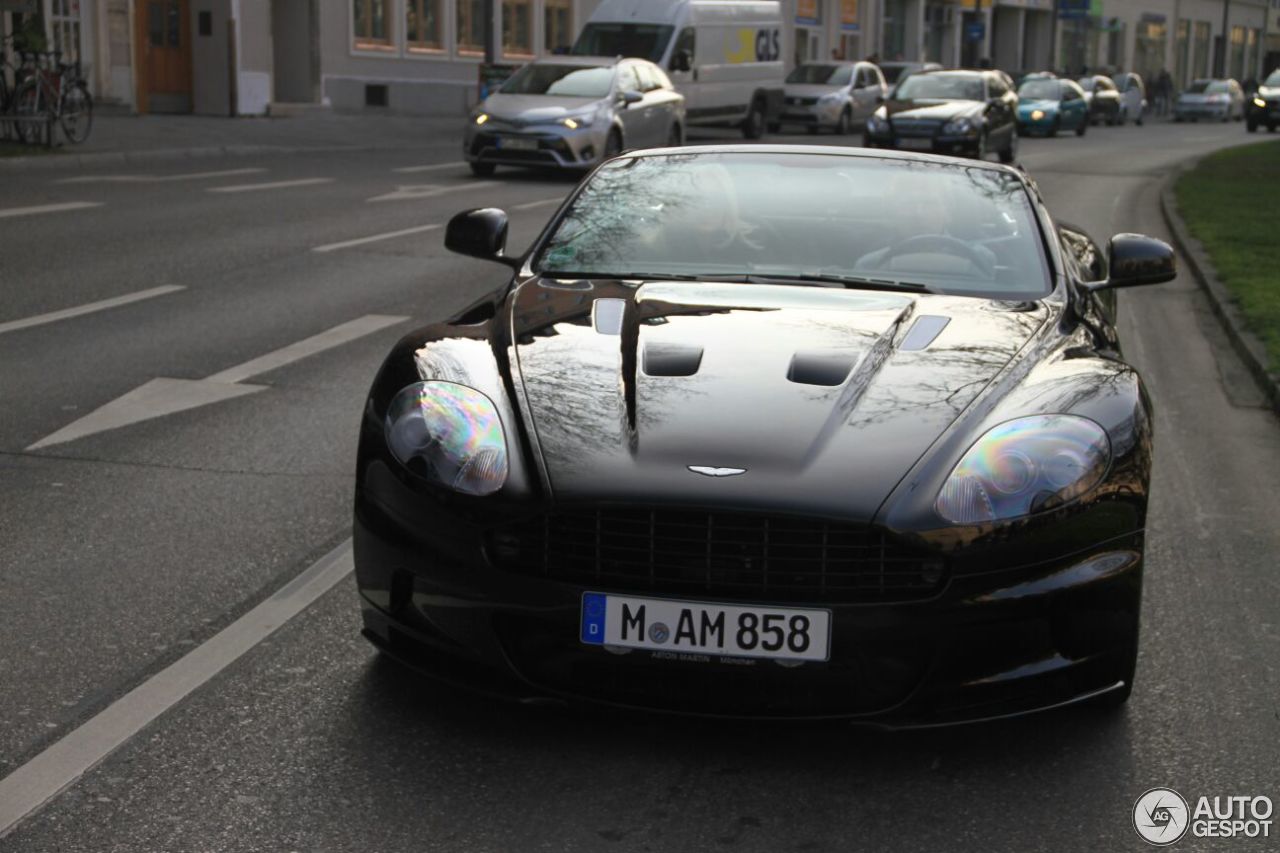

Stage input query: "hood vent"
[
  {"left": 643, "top": 343, "right": 704, "bottom": 377},
  {"left": 787, "top": 351, "right": 858, "bottom": 387},
  {"left": 900, "top": 315, "right": 951, "bottom": 351}
]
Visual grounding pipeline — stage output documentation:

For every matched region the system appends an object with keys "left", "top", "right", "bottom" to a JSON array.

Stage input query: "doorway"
[
  {"left": 271, "top": 0, "right": 316, "bottom": 104},
  {"left": 134, "top": 0, "right": 193, "bottom": 113}
]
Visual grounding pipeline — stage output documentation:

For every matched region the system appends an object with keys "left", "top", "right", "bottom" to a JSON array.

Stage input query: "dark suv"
[{"left": 863, "top": 69, "right": 1019, "bottom": 163}]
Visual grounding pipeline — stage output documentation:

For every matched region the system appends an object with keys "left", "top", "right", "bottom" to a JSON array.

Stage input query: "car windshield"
[
  {"left": 1266, "top": 71, "right": 1280, "bottom": 87},
  {"left": 787, "top": 64, "right": 854, "bottom": 85},
  {"left": 1076, "top": 77, "right": 1096, "bottom": 91},
  {"left": 1207, "top": 80, "right": 1230, "bottom": 92},
  {"left": 534, "top": 153, "right": 1050, "bottom": 298},
  {"left": 1186, "top": 80, "right": 1224, "bottom": 93},
  {"left": 895, "top": 74, "right": 984, "bottom": 101},
  {"left": 571, "top": 23, "right": 674, "bottom": 64},
  {"left": 881, "top": 65, "right": 913, "bottom": 84},
  {"left": 1018, "top": 80, "right": 1060, "bottom": 100},
  {"left": 499, "top": 64, "right": 614, "bottom": 98}
]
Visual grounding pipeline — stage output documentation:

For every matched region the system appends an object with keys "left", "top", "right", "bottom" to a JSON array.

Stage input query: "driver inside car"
[{"left": 853, "top": 180, "right": 997, "bottom": 279}]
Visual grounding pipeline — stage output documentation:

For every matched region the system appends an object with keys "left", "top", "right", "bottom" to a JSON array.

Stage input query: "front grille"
[
  {"left": 786, "top": 96, "right": 818, "bottom": 106},
  {"left": 489, "top": 509, "right": 946, "bottom": 603},
  {"left": 891, "top": 118, "right": 941, "bottom": 137}
]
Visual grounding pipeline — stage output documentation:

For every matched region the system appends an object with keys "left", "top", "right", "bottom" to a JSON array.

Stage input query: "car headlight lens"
[
  {"left": 1030, "top": 109, "right": 1045, "bottom": 120},
  {"left": 867, "top": 111, "right": 888, "bottom": 132},
  {"left": 561, "top": 112, "right": 595, "bottom": 129},
  {"left": 1254, "top": 97, "right": 1267, "bottom": 108},
  {"left": 474, "top": 113, "right": 489, "bottom": 125},
  {"left": 935, "top": 415, "right": 1110, "bottom": 525},
  {"left": 942, "top": 117, "right": 975, "bottom": 135},
  {"left": 384, "top": 381, "right": 508, "bottom": 496}
]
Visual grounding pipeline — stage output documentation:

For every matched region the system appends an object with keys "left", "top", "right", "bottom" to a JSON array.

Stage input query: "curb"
[
  {"left": 1159, "top": 163, "right": 1280, "bottom": 413},
  {"left": 0, "top": 141, "right": 436, "bottom": 172}
]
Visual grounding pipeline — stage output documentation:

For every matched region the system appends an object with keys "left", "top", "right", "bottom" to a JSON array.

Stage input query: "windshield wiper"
[
  {"left": 747, "top": 273, "right": 937, "bottom": 293},
  {"left": 537, "top": 271, "right": 936, "bottom": 293}
]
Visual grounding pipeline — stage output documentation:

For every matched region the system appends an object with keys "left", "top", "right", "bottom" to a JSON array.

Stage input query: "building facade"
[{"left": 1, "top": 0, "right": 1272, "bottom": 116}]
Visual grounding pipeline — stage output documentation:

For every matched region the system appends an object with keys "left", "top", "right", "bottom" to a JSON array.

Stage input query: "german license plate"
[
  {"left": 580, "top": 592, "right": 831, "bottom": 662},
  {"left": 896, "top": 137, "right": 933, "bottom": 151},
  {"left": 497, "top": 136, "right": 538, "bottom": 151}
]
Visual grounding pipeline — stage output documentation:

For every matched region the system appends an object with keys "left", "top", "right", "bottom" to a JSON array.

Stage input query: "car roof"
[
  {"left": 617, "top": 143, "right": 1026, "bottom": 179},
  {"left": 531, "top": 55, "right": 623, "bottom": 68}
]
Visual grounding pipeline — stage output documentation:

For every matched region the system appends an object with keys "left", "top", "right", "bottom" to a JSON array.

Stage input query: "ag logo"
[{"left": 1133, "top": 788, "right": 1190, "bottom": 846}]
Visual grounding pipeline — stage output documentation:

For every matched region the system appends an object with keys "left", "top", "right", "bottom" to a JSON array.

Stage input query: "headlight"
[
  {"left": 474, "top": 113, "right": 489, "bottom": 125},
  {"left": 384, "top": 381, "right": 508, "bottom": 496},
  {"left": 867, "top": 111, "right": 888, "bottom": 133},
  {"left": 1030, "top": 109, "right": 1045, "bottom": 120},
  {"left": 561, "top": 112, "right": 595, "bottom": 129},
  {"left": 819, "top": 93, "right": 844, "bottom": 104},
  {"left": 1254, "top": 97, "right": 1267, "bottom": 108},
  {"left": 942, "top": 117, "right": 976, "bottom": 135},
  {"left": 935, "top": 415, "right": 1110, "bottom": 525}
]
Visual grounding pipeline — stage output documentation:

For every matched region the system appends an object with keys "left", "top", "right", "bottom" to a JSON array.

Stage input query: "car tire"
[
  {"left": 837, "top": 108, "right": 852, "bottom": 135},
  {"left": 1136, "top": 112, "right": 1144, "bottom": 126},
  {"left": 807, "top": 125, "right": 820, "bottom": 135},
  {"left": 604, "top": 129, "right": 623, "bottom": 159},
  {"left": 1048, "top": 116, "right": 1060, "bottom": 137},
  {"left": 469, "top": 162, "right": 496, "bottom": 177},
  {"left": 767, "top": 122, "right": 781, "bottom": 133},
  {"left": 1269, "top": 123, "right": 1277, "bottom": 133},
  {"left": 1248, "top": 118, "right": 1258, "bottom": 132},
  {"left": 741, "top": 99, "right": 766, "bottom": 139},
  {"left": 667, "top": 123, "right": 684, "bottom": 147},
  {"left": 1076, "top": 116, "right": 1087, "bottom": 136},
  {"left": 998, "top": 131, "right": 1017, "bottom": 164},
  {"left": 1173, "top": 115, "right": 1183, "bottom": 122}
]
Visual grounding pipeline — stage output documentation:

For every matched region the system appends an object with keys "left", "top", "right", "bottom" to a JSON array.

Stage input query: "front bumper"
[
  {"left": 780, "top": 100, "right": 843, "bottom": 128},
  {"left": 1017, "top": 111, "right": 1059, "bottom": 134},
  {"left": 464, "top": 120, "right": 608, "bottom": 171},
  {"left": 1175, "top": 103, "right": 1230, "bottom": 119},
  {"left": 1246, "top": 100, "right": 1280, "bottom": 121},
  {"left": 354, "top": 482, "right": 1144, "bottom": 727}
]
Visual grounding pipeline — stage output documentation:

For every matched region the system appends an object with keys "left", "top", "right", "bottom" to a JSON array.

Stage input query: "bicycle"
[{"left": 11, "top": 49, "right": 93, "bottom": 147}]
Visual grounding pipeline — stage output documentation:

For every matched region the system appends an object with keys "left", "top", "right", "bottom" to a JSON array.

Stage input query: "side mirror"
[
  {"left": 445, "top": 208, "right": 518, "bottom": 268},
  {"left": 619, "top": 89, "right": 644, "bottom": 106},
  {"left": 1096, "top": 233, "right": 1176, "bottom": 289},
  {"left": 670, "top": 49, "right": 692, "bottom": 73}
]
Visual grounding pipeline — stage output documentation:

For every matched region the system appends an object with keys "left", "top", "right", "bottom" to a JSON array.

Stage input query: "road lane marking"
[
  {"left": 0, "top": 285, "right": 185, "bottom": 336},
  {"left": 0, "top": 201, "right": 103, "bottom": 219},
  {"left": 57, "top": 168, "right": 267, "bottom": 185},
  {"left": 312, "top": 222, "right": 441, "bottom": 253},
  {"left": 207, "top": 177, "right": 333, "bottom": 193},
  {"left": 512, "top": 198, "right": 563, "bottom": 210},
  {"left": 367, "top": 181, "right": 499, "bottom": 203},
  {"left": 0, "top": 539, "right": 354, "bottom": 840},
  {"left": 27, "top": 314, "right": 407, "bottom": 450},
  {"left": 392, "top": 161, "right": 467, "bottom": 173}
]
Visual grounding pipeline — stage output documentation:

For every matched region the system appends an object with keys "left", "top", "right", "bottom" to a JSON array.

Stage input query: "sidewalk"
[{"left": 0, "top": 106, "right": 469, "bottom": 171}]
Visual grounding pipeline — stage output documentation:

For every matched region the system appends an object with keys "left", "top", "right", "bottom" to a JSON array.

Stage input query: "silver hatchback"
[{"left": 465, "top": 57, "right": 686, "bottom": 176}]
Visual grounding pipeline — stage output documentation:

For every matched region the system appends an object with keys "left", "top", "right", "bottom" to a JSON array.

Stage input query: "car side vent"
[
  {"left": 643, "top": 343, "right": 703, "bottom": 377},
  {"left": 787, "top": 351, "right": 857, "bottom": 386},
  {"left": 900, "top": 315, "right": 951, "bottom": 351}
]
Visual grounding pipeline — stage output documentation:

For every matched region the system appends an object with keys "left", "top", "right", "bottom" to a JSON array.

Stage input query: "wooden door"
[{"left": 135, "top": 0, "right": 192, "bottom": 113}]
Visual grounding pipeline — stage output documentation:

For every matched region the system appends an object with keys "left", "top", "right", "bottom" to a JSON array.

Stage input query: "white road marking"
[
  {"left": 392, "top": 161, "right": 468, "bottom": 173},
  {"left": 26, "top": 314, "right": 407, "bottom": 450},
  {"left": 207, "top": 177, "right": 333, "bottom": 194},
  {"left": 0, "top": 201, "right": 103, "bottom": 220},
  {"left": 0, "top": 285, "right": 185, "bottom": 336},
  {"left": 57, "top": 168, "right": 267, "bottom": 185},
  {"left": 0, "top": 539, "right": 355, "bottom": 840},
  {"left": 367, "top": 181, "right": 499, "bottom": 203},
  {"left": 312, "top": 222, "right": 441, "bottom": 253},
  {"left": 512, "top": 198, "right": 563, "bottom": 210}
]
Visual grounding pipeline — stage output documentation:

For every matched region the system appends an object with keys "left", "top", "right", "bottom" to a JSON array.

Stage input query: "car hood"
[
  {"left": 1178, "top": 93, "right": 1216, "bottom": 103},
  {"left": 512, "top": 279, "right": 1048, "bottom": 518},
  {"left": 481, "top": 93, "right": 604, "bottom": 123},
  {"left": 884, "top": 99, "right": 983, "bottom": 121},
  {"left": 785, "top": 83, "right": 844, "bottom": 98},
  {"left": 1256, "top": 86, "right": 1280, "bottom": 99},
  {"left": 1018, "top": 99, "right": 1059, "bottom": 113}
]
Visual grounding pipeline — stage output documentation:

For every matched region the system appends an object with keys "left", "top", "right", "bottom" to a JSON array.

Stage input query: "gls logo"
[{"left": 755, "top": 27, "right": 781, "bottom": 61}]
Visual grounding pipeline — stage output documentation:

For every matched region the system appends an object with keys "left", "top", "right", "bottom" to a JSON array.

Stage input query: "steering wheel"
[{"left": 879, "top": 234, "right": 994, "bottom": 278}]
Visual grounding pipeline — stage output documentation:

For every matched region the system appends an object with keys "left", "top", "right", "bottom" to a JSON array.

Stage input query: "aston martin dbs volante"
[{"left": 354, "top": 145, "right": 1176, "bottom": 726}]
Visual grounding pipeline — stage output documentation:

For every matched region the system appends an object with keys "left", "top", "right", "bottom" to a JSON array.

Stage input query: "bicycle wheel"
[
  {"left": 60, "top": 81, "right": 92, "bottom": 144},
  {"left": 13, "top": 79, "right": 46, "bottom": 146}
]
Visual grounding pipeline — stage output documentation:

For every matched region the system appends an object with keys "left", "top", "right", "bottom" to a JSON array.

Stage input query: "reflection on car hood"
[
  {"left": 1256, "top": 86, "right": 1280, "bottom": 98},
  {"left": 885, "top": 99, "right": 983, "bottom": 121},
  {"left": 513, "top": 279, "right": 1047, "bottom": 518},
  {"left": 481, "top": 93, "right": 603, "bottom": 123},
  {"left": 784, "top": 83, "right": 844, "bottom": 98}
]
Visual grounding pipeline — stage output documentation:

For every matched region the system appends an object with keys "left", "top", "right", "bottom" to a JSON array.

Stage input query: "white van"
[{"left": 572, "top": 0, "right": 785, "bottom": 138}]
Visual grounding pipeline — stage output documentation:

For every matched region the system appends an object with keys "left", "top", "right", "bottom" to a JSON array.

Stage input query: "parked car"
[
  {"left": 356, "top": 144, "right": 1177, "bottom": 724},
  {"left": 865, "top": 69, "right": 1019, "bottom": 163},
  {"left": 1244, "top": 69, "right": 1280, "bottom": 132},
  {"left": 777, "top": 61, "right": 886, "bottom": 134},
  {"left": 1016, "top": 77, "right": 1089, "bottom": 136},
  {"left": 1077, "top": 75, "right": 1122, "bottom": 125},
  {"left": 1109, "top": 72, "right": 1147, "bottom": 125},
  {"left": 465, "top": 57, "right": 685, "bottom": 176},
  {"left": 573, "top": 0, "right": 785, "bottom": 139},
  {"left": 1174, "top": 78, "right": 1245, "bottom": 122},
  {"left": 878, "top": 60, "right": 944, "bottom": 86}
]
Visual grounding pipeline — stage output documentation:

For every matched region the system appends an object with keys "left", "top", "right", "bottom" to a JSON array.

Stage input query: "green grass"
[{"left": 1176, "top": 141, "right": 1280, "bottom": 370}]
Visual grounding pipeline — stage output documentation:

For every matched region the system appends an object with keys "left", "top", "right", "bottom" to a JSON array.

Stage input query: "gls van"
[{"left": 572, "top": 0, "right": 785, "bottom": 139}]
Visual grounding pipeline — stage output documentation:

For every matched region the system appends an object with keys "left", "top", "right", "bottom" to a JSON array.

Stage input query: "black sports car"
[
  {"left": 354, "top": 145, "right": 1176, "bottom": 726},
  {"left": 863, "top": 69, "right": 1019, "bottom": 163}
]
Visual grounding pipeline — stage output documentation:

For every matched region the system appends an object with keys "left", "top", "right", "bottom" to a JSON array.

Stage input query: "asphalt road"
[{"left": 1, "top": 120, "right": 1277, "bottom": 852}]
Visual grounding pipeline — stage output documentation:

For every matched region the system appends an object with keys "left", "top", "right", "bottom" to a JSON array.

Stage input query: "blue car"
[{"left": 1016, "top": 78, "right": 1089, "bottom": 136}]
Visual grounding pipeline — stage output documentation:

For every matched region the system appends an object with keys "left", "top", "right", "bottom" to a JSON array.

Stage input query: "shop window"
[
  {"left": 545, "top": 0, "right": 572, "bottom": 54},
  {"left": 503, "top": 0, "right": 533, "bottom": 58},
  {"left": 354, "top": 0, "right": 392, "bottom": 50},
  {"left": 407, "top": 0, "right": 443, "bottom": 52},
  {"left": 457, "top": 0, "right": 485, "bottom": 55}
]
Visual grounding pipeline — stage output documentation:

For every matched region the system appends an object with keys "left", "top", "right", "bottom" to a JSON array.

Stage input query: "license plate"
[
  {"left": 580, "top": 592, "right": 831, "bottom": 662},
  {"left": 896, "top": 137, "right": 934, "bottom": 151},
  {"left": 497, "top": 136, "right": 538, "bottom": 151}
]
